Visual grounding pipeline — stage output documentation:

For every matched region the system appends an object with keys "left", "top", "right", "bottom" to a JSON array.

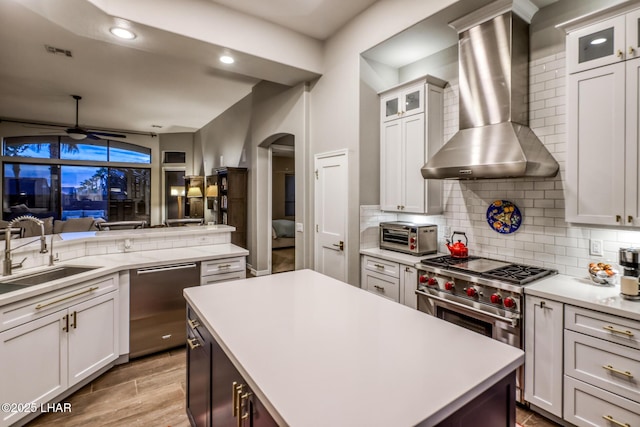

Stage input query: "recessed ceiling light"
[
  {"left": 220, "top": 55, "right": 235, "bottom": 64},
  {"left": 590, "top": 38, "right": 607, "bottom": 45},
  {"left": 110, "top": 27, "right": 136, "bottom": 40}
]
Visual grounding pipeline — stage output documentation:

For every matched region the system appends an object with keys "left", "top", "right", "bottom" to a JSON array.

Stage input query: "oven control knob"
[
  {"left": 410, "top": 237, "right": 416, "bottom": 243},
  {"left": 503, "top": 297, "right": 516, "bottom": 309},
  {"left": 466, "top": 287, "right": 478, "bottom": 297},
  {"left": 427, "top": 277, "right": 438, "bottom": 287},
  {"left": 419, "top": 275, "right": 428, "bottom": 283},
  {"left": 410, "top": 244, "right": 416, "bottom": 250},
  {"left": 444, "top": 281, "right": 455, "bottom": 291},
  {"left": 490, "top": 293, "right": 502, "bottom": 304}
]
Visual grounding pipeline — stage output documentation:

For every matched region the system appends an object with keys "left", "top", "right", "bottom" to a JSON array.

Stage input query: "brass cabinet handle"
[
  {"left": 373, "top": 263, "right": 385, "bottom": 269},
  {"left": 373, "top": 285, "right": 385, "bottom": 292},
  {"left": 36, "top": 286, "right": 99, "bottom": 310},
  {"left": 232, "top": 382, "right": 240, "bottom": 416},
  {"left": 603, "top": 414, "right": 630, "bottom": 427},
  {"left": 187, "top": 337, "right": 201, "bottom": 350},
  {"left": 218, "top": 264, "right": 232, "bottom": 269},
  {"left": 540, "top": 301, "right": 546, "bottom": 308},
  {"left": 630, "top": 46, "right": 636, "bottom": 56},
  {"left": 603, "top": 364, "right": 633, "bottom": 378},
  {"left": 617, "top": 49, "right": 624, "bottom": 58},
  {"left": 188, "top": 318, "right": 200, "bottom": 329},
  {"left": 603, "top": 325, "right": 634, "bottom": 337},
  {"left": 71, "top": 311, "right": 77, "bottom": 329},
  {"left": 239, "top": 392, "right": 252, "bottom": 427},
  {"left": 62, "top": 314, "right": 69, "bottom": 332},
  {"left": 616, "top": 215, "right": 622, "bottom": 223},
  {"left": 629, "top": 215, "right": 634, "bottom": 224}
]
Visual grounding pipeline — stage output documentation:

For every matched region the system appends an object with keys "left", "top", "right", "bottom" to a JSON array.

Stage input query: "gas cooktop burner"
[{"left": 420, "top": 255, "right": 556, "bottom": 286}]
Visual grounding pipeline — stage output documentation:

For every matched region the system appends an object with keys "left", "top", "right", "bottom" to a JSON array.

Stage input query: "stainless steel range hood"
[{"left": 422, "top": 1, "right": 559, "bottom": 180}]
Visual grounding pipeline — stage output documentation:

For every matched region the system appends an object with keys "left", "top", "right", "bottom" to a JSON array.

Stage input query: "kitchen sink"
[{"left": 0, "top": 266, "right": 99, "bottom": 287}]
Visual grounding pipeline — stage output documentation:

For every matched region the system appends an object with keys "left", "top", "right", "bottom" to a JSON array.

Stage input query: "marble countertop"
[
  {"left": 0, "top": 243, "right": 248, "bottom": 306},
  {"left": 525, "top": 274, "right": 640, "bottom": 321},
  {"left": 184, "top": 269, "right": 524, "bottom": 427}
]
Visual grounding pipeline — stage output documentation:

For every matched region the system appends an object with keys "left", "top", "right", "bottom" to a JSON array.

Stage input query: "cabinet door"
[
  {"left": 0, "top": 311, "right": 67, "bottom": 427},
  {"left": 380, "top": 120, "right": 403, "bottom": 211},
  {"left": 380, "top": 93, "right": 401, "bottom": 122},
  {"left": 402, "top": 114, "right": 426, "bottom": 213},
  {"left": 524, "top": 296, "right": 563, "bottom": 417},
  {"left": 186, "top": 307, "right": 211, "bottom": 427},
  {"left": 626, "top": 58, "right": 640, "bottom": 226},
  {"left": 211, "top": 337, "right": 277, "bottom": 427},
  {"left": 401, "top": 84, "right": 424, "bottom": 117},
  {"left": 567, "top": 15, "right": 625, "bottom": 74},
  {"left": 401, "top": 265, "right": 417, "bottom": 309},
  {"left": 627, "top": 9, "right": 640, "bottom": 61},
  {"left": 67, "top": 292, "right": 119, "bottom": 387},
  {"left": 566, "top": 62, "right": 626, "bottom": 225}
]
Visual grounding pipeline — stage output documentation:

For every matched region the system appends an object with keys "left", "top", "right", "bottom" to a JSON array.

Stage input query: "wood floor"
[
  {"left": 26, "top": 348, "right": 189, "bottom": 427},
  {"left": 272, "top": 247, "right": 295, "bottom": 274},
  {"left": 23, "top": 345, "right": 561, "bottom": 427}
]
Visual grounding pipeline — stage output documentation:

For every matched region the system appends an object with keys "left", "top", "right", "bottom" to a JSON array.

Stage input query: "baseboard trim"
[{"left": 251, "top": 268, "right": 271, "bottom": 276}]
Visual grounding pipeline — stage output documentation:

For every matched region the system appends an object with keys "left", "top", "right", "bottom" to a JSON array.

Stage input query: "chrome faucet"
[{"left": 3, "top": 215, "right": 48, "bottom": 276}]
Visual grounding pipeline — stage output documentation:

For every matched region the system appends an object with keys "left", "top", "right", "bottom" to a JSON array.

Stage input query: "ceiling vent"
[{"left": 44, "top": 45, "right": 72, "bottom": 57}]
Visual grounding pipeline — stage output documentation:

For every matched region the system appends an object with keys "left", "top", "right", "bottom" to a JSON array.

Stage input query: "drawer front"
[
  {"left": 201, "top": 257, "right": 246, "bottom": 277},
  {"left": 201, "top": 271, "right": 246, "bottom": 285},
  {"left": 362, "top": 256, "right": 399, "bottom": 278},
  {"left": 565, "top": 304, "right": 640, "bottom": 349},
  {"left": 0, "top": 274, "right": 118, "bottom": 332},
  {"left": 564, "top": 376, "right": 640, "bottom": 427},
  {"left": 565, "top": 329, "right": 640, "bottom": 402},
  {"left": 363, "top": 270, "right": 400, "bottom": 302}
]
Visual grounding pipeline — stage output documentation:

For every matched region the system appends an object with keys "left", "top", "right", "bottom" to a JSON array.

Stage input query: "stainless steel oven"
[{"left": 414, "top": 255, "right": 557, "bottom": 403}]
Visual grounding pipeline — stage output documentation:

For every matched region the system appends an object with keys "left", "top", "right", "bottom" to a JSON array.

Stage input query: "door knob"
[{"left": 332, "top": 241, "right": 344, "bottom": 251}]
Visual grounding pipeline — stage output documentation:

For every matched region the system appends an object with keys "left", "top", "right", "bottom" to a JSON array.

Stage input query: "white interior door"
[{"left": 314, "top": 150, "right": 347, "bottom": 282}]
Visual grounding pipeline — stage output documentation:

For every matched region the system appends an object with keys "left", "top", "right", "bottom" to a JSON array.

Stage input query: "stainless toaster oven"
[{"left": 379, "top": 221, "right": 437, "bottom": 256}]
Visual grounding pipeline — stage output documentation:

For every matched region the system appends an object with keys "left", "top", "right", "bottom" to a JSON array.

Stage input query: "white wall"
[{"left": 311, "top": 0, "right": 459, "bottom": 285}]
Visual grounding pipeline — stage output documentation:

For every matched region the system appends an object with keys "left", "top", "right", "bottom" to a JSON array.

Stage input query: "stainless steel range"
[{"left": 414, "top": 255, "right": 557, "bottom": 402}]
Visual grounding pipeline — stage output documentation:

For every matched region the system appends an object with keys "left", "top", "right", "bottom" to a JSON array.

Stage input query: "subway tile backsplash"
[{"left": 361, "top": 52, "right": 640, "bottom": 279}]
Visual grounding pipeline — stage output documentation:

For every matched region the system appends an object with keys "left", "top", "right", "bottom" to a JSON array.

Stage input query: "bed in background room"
[{"left": 272, "top": 219, "right": 295, "bottom": 249}]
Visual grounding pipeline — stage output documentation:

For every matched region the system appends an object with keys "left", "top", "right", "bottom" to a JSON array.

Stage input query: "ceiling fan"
[{"left": 65, "top": 95, "right": 126, "bottom": 140}]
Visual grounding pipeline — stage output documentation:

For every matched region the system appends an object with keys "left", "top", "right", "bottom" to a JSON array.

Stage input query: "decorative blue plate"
[{"left": 486, "top": 200, "right": 522, "bottom": 234}]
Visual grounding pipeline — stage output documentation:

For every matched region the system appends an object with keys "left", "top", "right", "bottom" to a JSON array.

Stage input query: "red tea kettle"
[{"left": 446, "top": 231, "right": 469, "bottom": 259}]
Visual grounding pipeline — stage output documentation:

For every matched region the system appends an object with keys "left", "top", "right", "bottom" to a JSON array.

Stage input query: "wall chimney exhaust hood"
[{"left": 421, "top": 0, "right": 559, "bottom": 180}]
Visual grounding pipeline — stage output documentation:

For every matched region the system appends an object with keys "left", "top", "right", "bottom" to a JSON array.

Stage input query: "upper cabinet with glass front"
[
  {"left": 567, "top": 8, "right": 640, "bottom": 74},
  {"left": 380, "top": 81, "right": 424, "bottom": 122}
]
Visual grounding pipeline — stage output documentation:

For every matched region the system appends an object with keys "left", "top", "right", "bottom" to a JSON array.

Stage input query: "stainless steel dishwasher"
[{"left": 129, "top": 262, "right": 201, "bottom": 358}]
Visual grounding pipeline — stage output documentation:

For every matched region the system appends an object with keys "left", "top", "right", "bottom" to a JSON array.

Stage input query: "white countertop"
[
  {"left": 184, "top": 269, "right": 524, "bottom": 427},
  {"left": 360, "top": 247, "right": 437, "bottom": 266},
  {"left": 525, "top": 274, "right": 640, "bottom": 321},
  {"left": 0, "top": 243, "right": 248, "bottom": 306}
]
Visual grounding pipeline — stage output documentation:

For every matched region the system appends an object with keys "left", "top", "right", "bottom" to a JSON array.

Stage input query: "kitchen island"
[{"left": 183, "top": 269, "right": 524, "bottom": 427}]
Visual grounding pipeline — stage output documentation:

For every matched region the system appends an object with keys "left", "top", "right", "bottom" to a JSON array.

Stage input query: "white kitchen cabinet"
[
  {"left": 0, "top": 274, "right": 119, "bottom": 427},
  {"left": 379, "top": 76, "right": 445, "bottom": 214},
  {"left": 200, "top": 256, "right": 246, "bottom": 285},
  {"left": 361, "top": 255, "right": 417, "bottom": 308},
  {"left": 524, "top": 295, "right": 563, "bottom": 418},
  {"left": 567, "top": 8, "right": 640, "bottom": 74},
  {"left": 380, "top": 81, "right": 424, "bottom": 122},
  {"left": 565, "top": 6, "right": 640, "bottom": 226},
  {"left": 563, "top": 305, "right": 640, "bottom": 425},
  {"left": 0, "top": 311, "right": 67, "bottom": 427},
  {"left": 401, "top": 265, "right": 418, "bottom": 310},
  {"left": 566, "top": 58, "right": 640, "bottom": 226}
]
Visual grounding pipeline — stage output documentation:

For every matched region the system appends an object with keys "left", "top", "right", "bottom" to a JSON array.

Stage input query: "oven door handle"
[{"left": 415, "top": 289, "right": 519, "bottom": 327}]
